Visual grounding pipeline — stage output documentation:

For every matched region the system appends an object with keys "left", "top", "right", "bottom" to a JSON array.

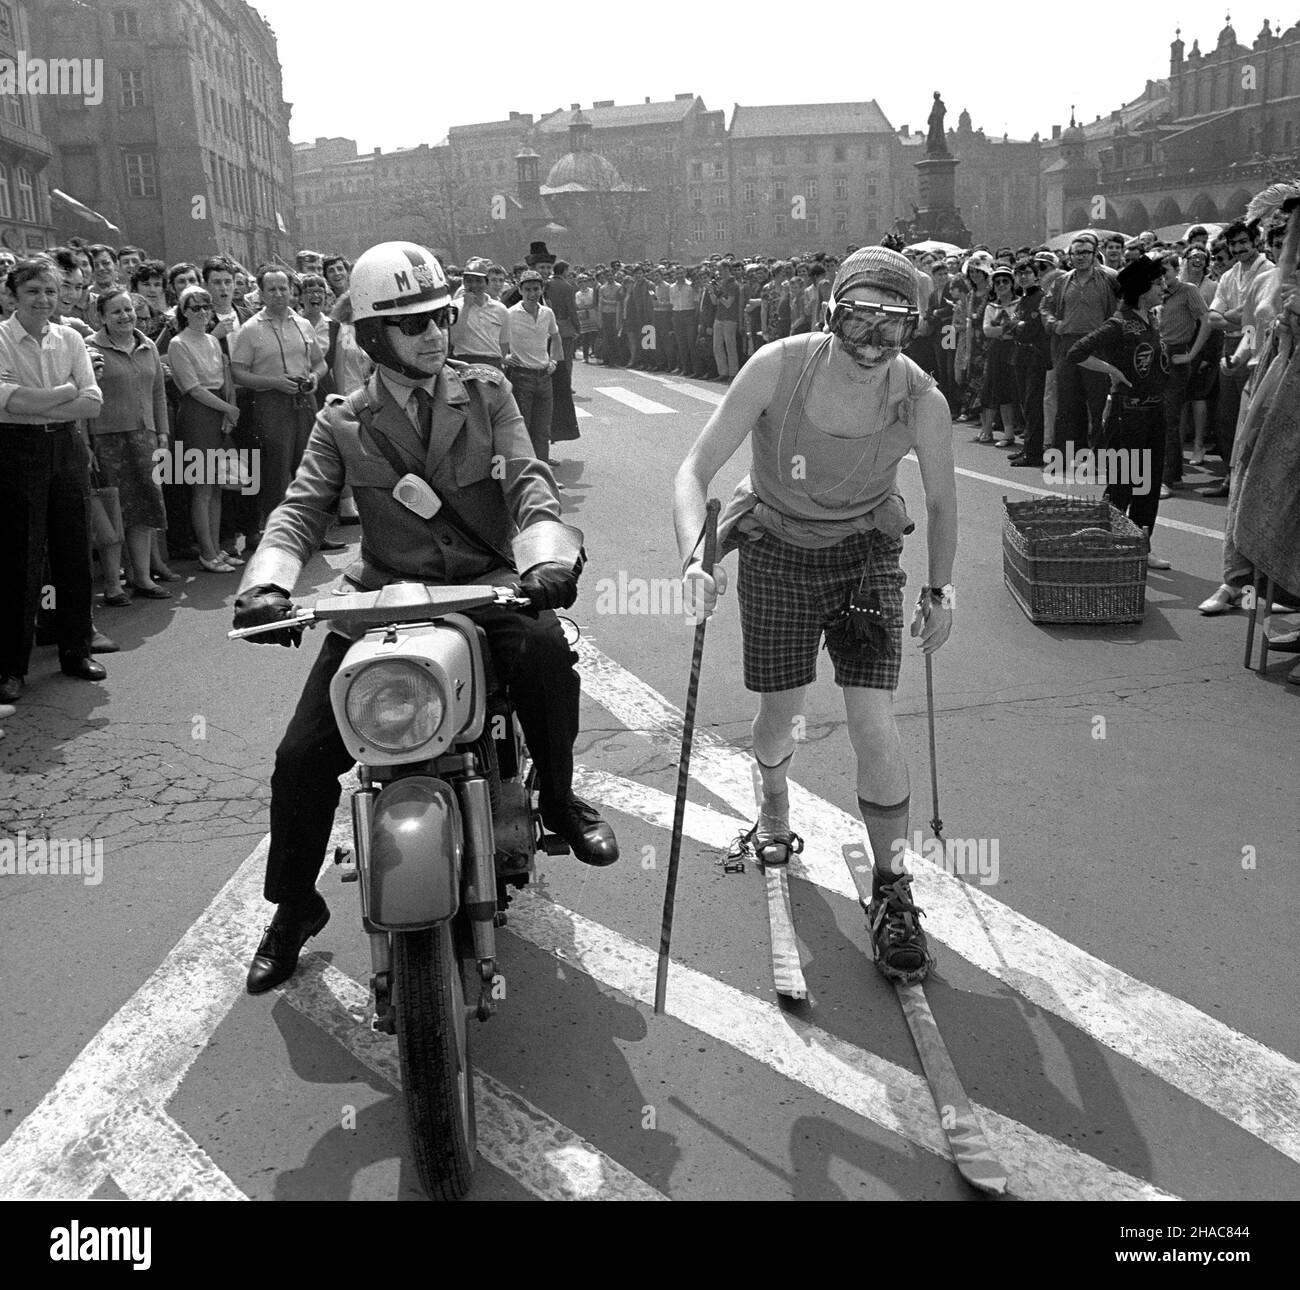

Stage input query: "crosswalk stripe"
[
  {"left": 897, "top": 455, "right": 1226, "bottom": 541},
  {"left": 509, "top": 890, "right": 1174, "bottom": 1199},
  {"left": 594, "top": 386, "right": 675, "bottom": 414},
  {"left": 575, "top": 407, "right": 593, "bottom": 418},
  {"left": 575, "top": 637, "right": 1300, "bottom": 1165},
  {"left": 103, "top": 1102, "right": 247, "bottom": 1201},
  {"left": 278, "top": 957, "right": 668, "bottom": 1202},
  {"left": 633, "top": 371, "right": 725, "bottom": 406}
]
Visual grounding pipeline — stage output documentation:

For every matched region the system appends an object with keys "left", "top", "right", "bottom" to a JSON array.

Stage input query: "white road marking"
[
  {"left": 510, "top": 891, "right": 1174, "bottom": 1200},
  {"left": 575, "top": 407, "right": 593, "bottom": 418},
  {"left": 898, "top": 455, "right": 1225, "bottom": 541},
  {"left": 575, "top": 638, "right": 1300, "bottom": 1166},
  {"left": 594, "top": 386, "right": 675, "bottom": 415},
  {"left": 633, "top": 371, "right": 725, "bottom": 406},
  {"left": 0, "top": 830, "right": 663, "bottom": 1202},
  {"left": 0, "top": 839, "right": 271, "bottom": 1199},
  {"left": 277, "top": 957, "right": 667, "bottom": 1202}
]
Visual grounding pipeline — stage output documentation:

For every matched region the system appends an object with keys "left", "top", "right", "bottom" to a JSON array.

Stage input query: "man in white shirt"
[
  {"left": 450, "top": 256, "right": 510, "bottom": 368},
  {"left": 0, "top": 257, "right": 106, "bottom": 701},
  {"left": 1205, "top": 219, "right": 1272, "bottom": 487},
  {"left": 505, "top": 269, "right": 558, "bottom": 461}
]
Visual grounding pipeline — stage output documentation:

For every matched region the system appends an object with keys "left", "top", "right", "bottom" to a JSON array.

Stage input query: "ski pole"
[
  {"left": 925, "top": 652, "right": 943, "bottom": 840},
  {"left": 654, "top": 497, "right": 721, "bottom": 1015}
]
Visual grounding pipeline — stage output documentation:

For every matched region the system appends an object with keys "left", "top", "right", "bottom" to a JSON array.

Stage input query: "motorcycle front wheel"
[{"left": 393, "top": 921, "right": 476, "bottom": 1200}]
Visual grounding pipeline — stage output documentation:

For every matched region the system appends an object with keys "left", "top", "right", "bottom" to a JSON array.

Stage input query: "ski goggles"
[
  {"left": 827, "top": 299, "right": 919, "bottom": 350},
  {"left": 385, "top": 304, "right": 457, "bottom": 335}
]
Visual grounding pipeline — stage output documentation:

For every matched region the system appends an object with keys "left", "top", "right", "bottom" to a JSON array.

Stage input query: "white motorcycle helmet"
[{"left": 351, "top": 241, "right": 454, "bottom": 379}]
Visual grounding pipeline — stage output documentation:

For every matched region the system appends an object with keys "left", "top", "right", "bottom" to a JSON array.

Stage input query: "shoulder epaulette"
[{"left": 461, "top": 363, "right": 505, "bottom": 387}]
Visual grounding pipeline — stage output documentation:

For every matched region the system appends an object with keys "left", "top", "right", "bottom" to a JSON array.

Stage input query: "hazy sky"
[{"left": 254, "top": 0, "right": 1265, "bottom": 152}]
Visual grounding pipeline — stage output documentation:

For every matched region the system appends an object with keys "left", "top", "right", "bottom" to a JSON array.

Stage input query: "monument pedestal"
[{"left": 913, "top": 154, "right": 970, "bottom": 247}]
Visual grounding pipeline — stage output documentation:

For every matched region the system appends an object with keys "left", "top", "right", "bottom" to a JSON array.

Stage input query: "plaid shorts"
[{"left": 738, "top": 528, "right": 907, "bottom": 692}]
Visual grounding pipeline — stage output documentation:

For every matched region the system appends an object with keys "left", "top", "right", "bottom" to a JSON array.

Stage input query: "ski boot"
[{"left": 865, "top": 869, "right": 934, "bottom": 983}]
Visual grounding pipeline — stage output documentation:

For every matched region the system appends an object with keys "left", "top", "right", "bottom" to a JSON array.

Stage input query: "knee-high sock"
[
  {"left": 858, "top": 794, "right": 910, "bottom": 879},
  {"left": 755, "top": 750, "right": 794, "bottom": 830}
]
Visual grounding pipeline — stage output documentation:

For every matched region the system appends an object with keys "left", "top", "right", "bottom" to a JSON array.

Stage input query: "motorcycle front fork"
[{"left": 344, "top": 777, "right": 499, "bottom": 1033}]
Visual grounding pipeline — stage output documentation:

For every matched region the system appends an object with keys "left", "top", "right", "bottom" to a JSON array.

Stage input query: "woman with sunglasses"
[
  {"left": 168, "top": 285, "right": 243, "bottom": 572},
  {"left": 673, "top": 247, "right": 957, "bottom": 984}
]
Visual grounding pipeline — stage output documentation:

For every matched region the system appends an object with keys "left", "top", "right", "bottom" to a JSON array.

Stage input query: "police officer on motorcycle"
[{"left": 231, "top": 241, "right": 619, "bottom": 994}]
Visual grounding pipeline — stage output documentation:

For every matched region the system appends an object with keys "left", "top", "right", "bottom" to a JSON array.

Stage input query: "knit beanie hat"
[{"left": 831, "top": 246, "right": 923, "bottom": 311}]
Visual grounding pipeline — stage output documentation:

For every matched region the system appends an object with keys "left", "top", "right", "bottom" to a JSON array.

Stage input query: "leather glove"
[
  {"left": 520, "top": 562, "right": 579, "bottom": 611},
  {"left": 233, "top": 584, "right": 303, "bottom": 647}
]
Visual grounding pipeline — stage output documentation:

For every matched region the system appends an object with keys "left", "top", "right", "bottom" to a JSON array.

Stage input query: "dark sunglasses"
[{"left": 385, "top": 305, "right": 457, "bottom": 335}]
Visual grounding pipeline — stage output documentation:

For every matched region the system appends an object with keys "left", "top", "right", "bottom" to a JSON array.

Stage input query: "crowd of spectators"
[{"left": 3, "top": 192, "right": 1298, "bottom": 731}]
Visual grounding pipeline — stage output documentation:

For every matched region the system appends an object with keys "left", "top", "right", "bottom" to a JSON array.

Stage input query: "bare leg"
[
  {"left": 844, "top": 686, "right": 910, "bottom": 879},
  {"left": 125, "top": 527, "right": 157, "bottom": 590},
  {"left": 191, "top": 484, "right": 218, "bottom": 561},
  {"left": 751, "top": 687, "right": 808, "bottom": 850}
]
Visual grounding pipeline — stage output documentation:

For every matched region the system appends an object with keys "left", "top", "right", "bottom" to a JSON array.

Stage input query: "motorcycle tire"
[{"left": 393, "top": 921, "right": 476, "bottom": 1200}]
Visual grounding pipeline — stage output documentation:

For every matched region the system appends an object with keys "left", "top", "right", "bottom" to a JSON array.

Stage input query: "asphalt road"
[{"left": 1, "top": 357, "right": 1297, "bottom": 1204}]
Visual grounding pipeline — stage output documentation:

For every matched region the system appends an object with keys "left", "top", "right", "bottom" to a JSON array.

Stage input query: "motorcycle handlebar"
[{"left": 226, "top": 586, "right": 533, "bottom": 641}]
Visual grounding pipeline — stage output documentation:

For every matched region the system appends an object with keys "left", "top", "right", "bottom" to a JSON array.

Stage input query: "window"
[
  {"left": 865, "top": 207, "right": 880, "bottom": 230},
  {"left": 774, "top": 213, "right": 788, "bottom": 237},
  {"left": 834, "top": 210, "right": 848, "bottom": 234},
  {"left": 713, "top": 185, "right": 725, "bottom": 208},
  {"left": 833, "top": 144, "right": 847, "bottom": 162},
  {"left": 805, "top": 178, "right": 818, "bottom": 201},
  {"left": 690, "top": 161, "right": 703, "bottom": 180},
  {"left": 689, "top": 183, "right": 702, "bottom": 210},
  {"left": 202, "top": 85, "right": 211, "bottom": 124},
  {"left": 0, "top": 162, "right": 10, "bottom": 219},
  {"left": 866, "top": 178, "right": 877, "bottom": 198},
  {"left": 771, "top": 146, "right": 785, "bottom": 164},
  {"left": 711, "top": 161, "right": 724, "bottom": 178},
  {"left": 834, "top": 176, "right": 848, "bottom": 201},
  {"left": 691, "top": 216, "right": 705, "bottom": 242},
  {"left": 113, "top": 8, "right": 140, "bottom": 37},
  {"left": 124, "top": 151, "right": 157, "bottom": 198},
  {"left": 713, "top": 217, "right": 726, "bottom": 242},
  {"left": 15, "top": 165, "right": 34, "bottom": 222},
  {"left": 865, "top": 145, "right": 875, "bottom": 160},
  {"left": 807, "top": 212, "right": 819, "bottom": 235},
  {"left": 804, "top": 142, "right": 816, "bottom": 163},
  {"left": 744, "top": 212, "right": 758, "bottom": 237},
  {"left": 119, "top": 69, "right": 145, "bottom": 108},
  {"left": 773, "top": 180, "right": 786, "bottom": 203},
  {"left": 740, "top": 147, "right": 756, "bottom": 166},
  {"left": 743, "top": 181, "right": 755, "bottom": 203}
]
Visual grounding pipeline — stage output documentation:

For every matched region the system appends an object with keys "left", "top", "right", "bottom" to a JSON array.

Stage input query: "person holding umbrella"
[{"left": 672, "top": 247, "right": 957, "bottom": 983}]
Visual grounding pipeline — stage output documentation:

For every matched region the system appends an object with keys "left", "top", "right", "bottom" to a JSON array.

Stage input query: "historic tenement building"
[
  {"left": 0, "top": 2, "right": 58, "bottom": 253},
  {"left": 32, "top": 0, "right": 296, "bottom": 268}
]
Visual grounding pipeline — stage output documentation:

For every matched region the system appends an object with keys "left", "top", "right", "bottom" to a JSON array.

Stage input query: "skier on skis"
[{"left": 672, "top": 245, "right": 957, "bottom": 982}]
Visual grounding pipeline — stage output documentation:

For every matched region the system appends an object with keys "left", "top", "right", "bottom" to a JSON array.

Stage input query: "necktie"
[{"left": 412, "top": 387, "right": 433, "bottom": 448}]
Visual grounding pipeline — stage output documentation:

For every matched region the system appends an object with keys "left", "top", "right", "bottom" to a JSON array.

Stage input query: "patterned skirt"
[{"left": 91, "top": 428, "right": 167, "bottom": 530}]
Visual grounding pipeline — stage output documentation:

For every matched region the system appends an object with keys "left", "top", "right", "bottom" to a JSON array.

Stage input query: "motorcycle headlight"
[{"left": 344, "top": 661, "right": 446, "bottom": 754}]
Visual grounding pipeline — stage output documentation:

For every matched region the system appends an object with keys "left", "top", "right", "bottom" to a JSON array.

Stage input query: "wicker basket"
[{"left": 1002, "top": 496, "right": 1147, "bottom": 624}]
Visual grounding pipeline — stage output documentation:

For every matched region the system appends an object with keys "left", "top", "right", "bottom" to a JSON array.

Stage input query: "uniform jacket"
[{"left": 245, "top": 360, "right": 562, "bottom": 595}]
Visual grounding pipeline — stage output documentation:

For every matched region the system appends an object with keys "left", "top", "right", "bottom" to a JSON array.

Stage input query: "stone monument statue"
[{"left": 926, "top": 92, "right": 949, "bottom": 156}]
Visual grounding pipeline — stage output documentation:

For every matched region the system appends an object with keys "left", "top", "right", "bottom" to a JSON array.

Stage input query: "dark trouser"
[
  {"left": 600, "top": 313, "right": 621, "bottom": 364},
  {"left": 933, "top": 341, "right": 958, "bottom": 412},
  {"left": 0, "top": 424, "right": 93, "bottom": 676},
  {"left": 652, "top": 312, "right": 674, "bottom": 369},
  {"left": 1215, "top": 359, "right": 1248, "bottom": 464},
  {"left": 549, "top": 359, "right": 579, "bottom": 443},
  {"left": 264, "top": 604, "right": 579, "bottom": 904},
  {"left": 672, "top": 313, "right": 697, "bottom": 375},
  {"left": 1014, "top": 361, "right": 1047, "bottom": 461},
  {"left": 1102, "top": 403, "right": 1165, "bottom": 537},
  {"left": 252, "top": 390, "right": 317, "bottom": 526},
  {"left": 1161, "top": 353, "right": 1192, "bottom": 484},
  {"left": 508, "top": 366, "right": 553, "bottom": 460},
  {"left": 1054, "top": 343, "right": 1110, "bottom": 452}
]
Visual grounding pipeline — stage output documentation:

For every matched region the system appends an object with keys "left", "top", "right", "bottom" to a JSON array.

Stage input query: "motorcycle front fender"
[{"left": 366, "top": 776, "right": 462, "bottom": 931}]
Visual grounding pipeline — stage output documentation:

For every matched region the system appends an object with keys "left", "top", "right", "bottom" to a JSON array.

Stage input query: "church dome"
[{"left": 542, "top": 150, "right": 625, "bottom": 195}]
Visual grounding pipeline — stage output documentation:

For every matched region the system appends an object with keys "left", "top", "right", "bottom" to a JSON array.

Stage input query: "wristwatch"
[{"left": 926, "top": 584, "right": 955, "bottom": 610}]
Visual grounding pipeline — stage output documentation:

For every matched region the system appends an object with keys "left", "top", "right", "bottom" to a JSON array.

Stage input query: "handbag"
[{"left": 88, "top": 460, "right": 124, "bottom": 549}]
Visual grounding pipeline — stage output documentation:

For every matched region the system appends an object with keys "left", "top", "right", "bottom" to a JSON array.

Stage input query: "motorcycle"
[{"left": 231, "top": 580, "right": 570, "bottom": 1200}]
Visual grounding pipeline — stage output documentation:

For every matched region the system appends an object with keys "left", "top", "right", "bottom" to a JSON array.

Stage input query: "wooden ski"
[
  {"left": 727, "top": 831, "right": 808, "bottom": 1000},
  {"left": 842, "top": 841, "right": 1008, "bottom": 1195}
]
